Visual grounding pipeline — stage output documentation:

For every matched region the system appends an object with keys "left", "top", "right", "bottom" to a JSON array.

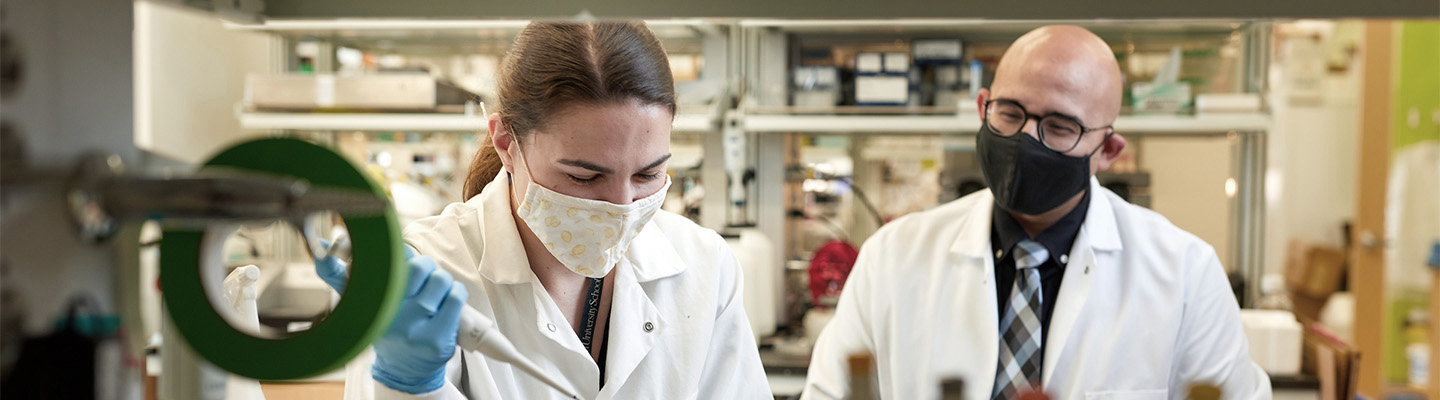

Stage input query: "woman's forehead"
[{"left": 528, "top": 102, "right": 673, "bottom": 165}]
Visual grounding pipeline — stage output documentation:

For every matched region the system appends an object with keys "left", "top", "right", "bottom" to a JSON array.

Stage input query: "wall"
[
  {"left": 1139, "top": 136, "right": 1236, "bottom": 268},
  {"left": 1262, "top": 21, "right": 1364, "bottom": 281},
  {"left": 0, "top": 0, "right": 139, "bottom": 397},
  {"left": 134, "top": 1, "right": 275, "bottom": 164}
]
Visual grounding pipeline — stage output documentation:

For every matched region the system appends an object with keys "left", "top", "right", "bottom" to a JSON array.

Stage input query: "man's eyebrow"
[
  {"left": 995, "top": 97, "right": 1088, "bottom": 126},
  {"left": 556, "top": 159, "right": 614, "bottom": 174}
]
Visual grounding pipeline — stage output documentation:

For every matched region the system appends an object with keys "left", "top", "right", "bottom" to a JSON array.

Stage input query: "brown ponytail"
[{"left": 461, "top": 21, "right": 677, "bottom": 200}]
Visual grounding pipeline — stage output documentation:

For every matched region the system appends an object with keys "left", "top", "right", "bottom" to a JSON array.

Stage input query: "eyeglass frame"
[{"left": 982, "top": 99, "right": 1116, "bottom": 154}]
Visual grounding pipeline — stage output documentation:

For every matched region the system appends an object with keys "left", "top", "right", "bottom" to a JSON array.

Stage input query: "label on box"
[
  {"left": 856, "top": 53, "right": 884, "bottom": 74},
  {"left": 913, "top": 40, "right": 963, "bottom": 61},
  {"left": 856, "top": 76, "right": 909, "bottom": 104},
  {"left": 884, "top": 53, "right": 910, "bottom": 73},
  {"left": 315, "top": 75, "right": 336, "bottom": 108}
]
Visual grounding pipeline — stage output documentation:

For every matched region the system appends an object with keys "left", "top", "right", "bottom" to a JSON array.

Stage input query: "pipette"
[{"left": 325, "top": 233, "right": 580, "bottom": 399}]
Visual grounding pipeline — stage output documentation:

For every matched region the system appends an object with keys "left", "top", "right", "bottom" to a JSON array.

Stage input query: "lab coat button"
[
  {"left": 546, "top": 323, "right": 557, "bottom": 332},
  {"left": 1059, "top": 254, "right": 1069, "bottom": 264},
  {"left": 643, "top": 322, "right": 654, "bottom": 332}
]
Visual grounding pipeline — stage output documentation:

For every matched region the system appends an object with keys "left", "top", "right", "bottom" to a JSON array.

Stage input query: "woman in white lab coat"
[{"left": 333, "top": 21, "right": 770, "bottom": 399}]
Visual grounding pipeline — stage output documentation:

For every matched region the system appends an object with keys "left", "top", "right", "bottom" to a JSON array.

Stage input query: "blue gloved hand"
[
  {"left": 370, "top": 246, "right": 469, "bottom": 394},
  {"left": 314, "top": 239, "right": 348, "bottom": 293},
  {"left": 312, "top": 244, "right": 468, "bottom": 394}
]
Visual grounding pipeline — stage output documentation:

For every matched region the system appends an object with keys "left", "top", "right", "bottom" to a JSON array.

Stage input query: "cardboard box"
[{"left": 1285, "top": 241, "right": 1347, "bottom": 322}]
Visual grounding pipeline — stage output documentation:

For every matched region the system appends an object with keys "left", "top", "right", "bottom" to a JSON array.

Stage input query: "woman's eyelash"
[
  {"left": 638, "top": 172, "right": 664, "bottom": 180},
  {"left": 568, "top": 174, "right": 599, "bottom": 184}
]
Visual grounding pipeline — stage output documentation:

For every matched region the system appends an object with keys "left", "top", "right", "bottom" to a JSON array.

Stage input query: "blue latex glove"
[
  {"left": 314, "top": 245, "right": 469, "bottom": 394},
  {"left": 314, "top": 239, "right": 348, "bottom": 293}
]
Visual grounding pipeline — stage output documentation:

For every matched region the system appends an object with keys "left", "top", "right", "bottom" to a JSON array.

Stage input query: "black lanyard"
[{"left": 578, "top": 277, "right": 604, "bottom": 352}]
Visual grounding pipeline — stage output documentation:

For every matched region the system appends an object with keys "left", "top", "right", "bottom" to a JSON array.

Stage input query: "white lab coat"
[
  {"left": 343, "top": 174, "right": 771, "bottom": 400},
  {"left": 802, "top": 179, "right": 1272, "bottom": 400}
]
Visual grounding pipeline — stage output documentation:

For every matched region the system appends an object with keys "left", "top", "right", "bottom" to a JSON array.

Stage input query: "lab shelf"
[
  {"left": 673, "top": 113, "right": 719, "bottom": 132},
  {"left": 740, "top": 113, "right": 1271, "bottom": 135},
  {"left": 241, "top": 112, "right": 490, "bottom": 131},
  {"left": 222, "top": 18, "right": 717, "bottom": 55},
  {"left": 240, "top": 112, "right": 719, "bottom": 132}
]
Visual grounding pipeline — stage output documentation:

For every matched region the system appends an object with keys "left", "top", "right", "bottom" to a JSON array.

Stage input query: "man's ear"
[
  {"left": 489, "top": 114, "right": 515, "bottom": 173},
  {"left": 1095, "top": 132, "right": 1128, "bottom": 172},
  {"left": 975, "top": 88, "right": 991, "bottom": 120}
]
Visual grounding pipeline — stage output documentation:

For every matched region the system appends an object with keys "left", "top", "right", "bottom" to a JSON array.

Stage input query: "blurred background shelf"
[
  {"left": 239, "top": 112, "right": 489, "bottom": 131},
  {"left": 739, "top": 112, "right": 1271, "bottom": 135},
  {"left": 239, "top": 112, "right": 719, "bottom": 132}
]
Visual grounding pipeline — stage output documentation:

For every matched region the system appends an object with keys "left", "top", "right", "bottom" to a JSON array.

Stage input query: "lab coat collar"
[
  {"left": 949, "top": 178, "right": 1122, "bottom": 259},
  {"left": 477, "top": 172, "right": 535, "bottom": 284},
  {"left": 1083, "top": 178, "right": 1123, "bottom": 253},
  {"left": 474, "top": 172, "right": 690, "bottom": 284},
  {"left": 625, "top": 218, "right": 689, "bottom": 283},
  {"left": 948, "top": 191, "right": 996, "bottom": 259}
]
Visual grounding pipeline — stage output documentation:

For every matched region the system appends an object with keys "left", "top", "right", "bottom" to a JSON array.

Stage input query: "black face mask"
[{"left": 976, "top": 123, "right": 1099, "bottom": 215}]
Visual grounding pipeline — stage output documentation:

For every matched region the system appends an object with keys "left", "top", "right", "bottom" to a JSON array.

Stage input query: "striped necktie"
[{"left": 992, "top": 239, "right": 1048, "bottom": 400}]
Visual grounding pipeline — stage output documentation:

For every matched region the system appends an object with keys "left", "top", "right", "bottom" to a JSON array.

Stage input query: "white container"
[
  {"left": 1239, "top": 309, "right": 1304, "bottom": 375},
  {"left": 725, "top": 229, "right": 777, "bottom": 339},
  {"left": 1196, "top": 93, "right": 1263, "bottom": 113},
  {"left": 1409, "top": 342, "right": 1430, "bottom": 387}
]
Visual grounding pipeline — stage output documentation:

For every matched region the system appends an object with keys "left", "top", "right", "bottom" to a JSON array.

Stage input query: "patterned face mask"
[{"left": 512, "top": 139, "right": 670, "bottom": 278}]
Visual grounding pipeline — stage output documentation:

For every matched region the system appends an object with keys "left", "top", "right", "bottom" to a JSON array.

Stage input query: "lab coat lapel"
[
  {"left": 947, "top": 193, "right": 999, "bottom": 395},
  {"left": 1042, "top": 237, "right": 1095, "bottom": 387},
  {"left": 598, "top": 258, "right": 663, "bottom": 395},
  {"left": 1042, "top": 180, "right": 1122, "bottom": 387}
]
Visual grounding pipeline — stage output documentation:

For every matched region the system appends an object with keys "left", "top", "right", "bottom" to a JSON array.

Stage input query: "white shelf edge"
[
  {"left": 672, "top": 113, "right": 718, "bottom": 132},
  {"left": 736, "top": 18, "right": 1249, "bottom": 29},
  {"left": 224, "top": 18, "right": 713, "bottom": 31},
  {"left": 741, "top": 113, "right": 1270, "bottom": 135},
  {"left": 240, "top": 113, "right": 489, "bottom": 132},
  {"left": 240, "top": 112, "right": 718, "bottom": 132}
]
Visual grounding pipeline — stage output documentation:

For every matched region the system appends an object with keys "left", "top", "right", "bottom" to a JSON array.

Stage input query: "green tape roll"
[{"left": 160, "top": 138, "right": 406, "bottom": 380}]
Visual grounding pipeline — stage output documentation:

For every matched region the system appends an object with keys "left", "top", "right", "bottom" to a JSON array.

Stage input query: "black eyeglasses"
[{"left": 983, "top": 99, "right": 1113, "bottom": 153}]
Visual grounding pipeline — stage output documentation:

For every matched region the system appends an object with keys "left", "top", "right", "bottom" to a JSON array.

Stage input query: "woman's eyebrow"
[
  {"left": 556, "top": 159, "right": 614, "bottom": 174},
  {"left": 555, "top": 154, "right": 670, "bottom": 175},
  {"left": 639, "top": 154, "right": 672, "bottom": 172}
]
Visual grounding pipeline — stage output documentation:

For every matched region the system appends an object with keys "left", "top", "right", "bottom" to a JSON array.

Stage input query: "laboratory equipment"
[
  {"left": 723, "top": 228, "right": 778, "bottom": 339},
  {"left": 913, "top": 39, "right": 964, "bottom": 107},
  {"left": 158, "top": 138, "right": 409, "bottom": 383},
  {"left": 327, "top": 232, "right": 581, "bottom": 399},
  {"left": 794, "top": 66, "right": 841, "bottom": 108},
  {"left": 0, "top": 154, "right": 389, "bottom": 243},
  {"left": 809, "top": 239, "right": 859, "bottom": 307},
  {"left": 246, "top": 74, "right": 480, "bottom": 112},
  {"left": 220, "top": 266, "right": 266, "bottom": 400},
  {"left": 854, "top": 52, "right": 910, "bottom": 106}
]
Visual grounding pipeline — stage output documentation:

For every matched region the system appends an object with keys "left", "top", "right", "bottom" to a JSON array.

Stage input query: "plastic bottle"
[
  {"left": 1406, "top": 309, "right": 1430, "bottom": 387},
  {"left": 1016, "top": 388, "right": 1050, "bottom": 400},
  {"left": 1186, "top": 383, "right": 1222, "bottom": 400},
  {"left": 937, "top": 377, "right": 965, "bottom": 400},
  {"left": 848, "top": 353, "right": 877, "bottom": 400}
]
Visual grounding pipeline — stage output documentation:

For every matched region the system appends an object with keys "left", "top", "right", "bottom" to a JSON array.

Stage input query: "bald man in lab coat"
[{"left": 801, "top": 26, "right": 1272, "bottom": 400}]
